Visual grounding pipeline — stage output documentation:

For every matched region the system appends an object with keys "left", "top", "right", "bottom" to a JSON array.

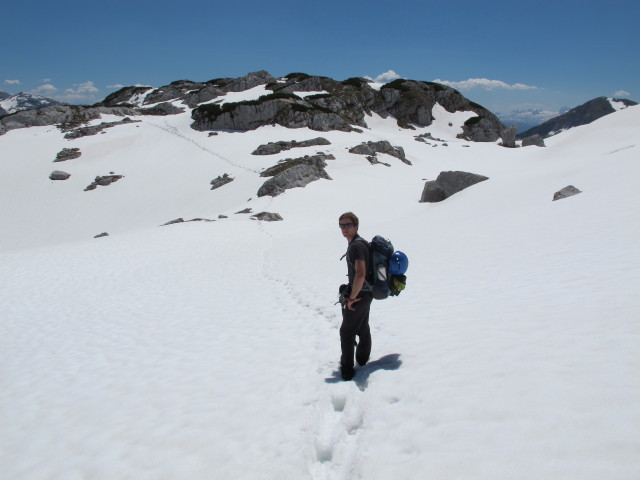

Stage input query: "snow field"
[{"left": 1, "top": 101, "right": 639, "bottom": 479}]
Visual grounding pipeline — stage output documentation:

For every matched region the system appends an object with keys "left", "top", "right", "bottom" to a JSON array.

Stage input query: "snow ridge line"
[{"left": 146, "top": 120, "right": 261, "bottom": 174}]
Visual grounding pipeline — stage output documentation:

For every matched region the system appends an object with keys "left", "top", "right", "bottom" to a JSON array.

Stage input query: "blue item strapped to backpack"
[{"left": 344, "top": 235, "right": 408, "bottom": 300}]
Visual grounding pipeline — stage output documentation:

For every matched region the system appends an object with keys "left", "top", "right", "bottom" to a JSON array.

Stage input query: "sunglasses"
[{"left": 339, "top": 223, "right": 354, "bottom": 229}]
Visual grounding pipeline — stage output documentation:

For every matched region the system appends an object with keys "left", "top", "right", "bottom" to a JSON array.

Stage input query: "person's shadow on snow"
[{"left": 325, "top": 353, "right": 402, "bottom": 391}]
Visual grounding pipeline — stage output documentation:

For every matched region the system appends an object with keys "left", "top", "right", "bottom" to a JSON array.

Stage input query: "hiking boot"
[{"left": 341, "top": 365, "right": 355, "bottom": 381}]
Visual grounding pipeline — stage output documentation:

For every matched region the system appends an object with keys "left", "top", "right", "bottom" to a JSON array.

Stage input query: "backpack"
[{"left": 345, "top": 235, "right": 408, "bottom": 300}]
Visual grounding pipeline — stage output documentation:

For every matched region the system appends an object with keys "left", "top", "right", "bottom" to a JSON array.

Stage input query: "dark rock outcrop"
[
  {"left": 349, "top": 141, "right": 410, "bottom": 165},
  {"left": 84, "top": 174, "right": 123, "bottom": 191},
  {"left": 553, "top": 185, "right": 582, "bottom": 201},
  {"left": 420, "top": 171, "right": 489, "bottom": 203},
  {"left": 54, "top": 148, "right": 81, "bottom": 162},
  {"left": 63, "top": 117, "right": 139, "bottom": 139},
  {"left": 252, "top": 137, "right": 331, "bottom": 155},
  {"left": 257, "top": 164, "right": 331, "bottom": 197},
  {"left": 0, "top": 105, "right": 137, "bottom": 135},
  {"left": 251, "top": 212, "right": 283, "bottom": 221},
  {"left": 521, "top": 134, "right": 545, "bottom": 147},
  {"left": 191, "top": 95, "right": 353, "bottom": 132},
  {"left": 500, "top": 126, "right": 517, "bottom": 148},
  {"left": 139, "top": 102, "right": 185, "bottom": 116},
  {"left": 101, "top": 86, "right": 153, "bottom": 106},
  {"left": 260, "top": 153, "right": 334, "bottom": 177},
  {"left": 49, "top": 170, "right": 71, "bottom": 180},
  {"left": 94, "top": 232, "right": 109, "bottom": 238},
  {"left": 519, "top": 97, "right": 638, "bottom": 139},
  {"left": 210, "top": 174, "right": 234, "bottom": 190}
]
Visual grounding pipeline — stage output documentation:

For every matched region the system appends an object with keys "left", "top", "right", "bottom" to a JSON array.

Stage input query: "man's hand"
[{"left": 346, "top": 297, "right": 361, "bottom": 310}]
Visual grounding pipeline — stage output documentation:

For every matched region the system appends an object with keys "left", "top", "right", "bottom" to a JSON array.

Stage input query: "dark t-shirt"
[{"left": 347, "top": 237, "right": 370, "bottom": 286}]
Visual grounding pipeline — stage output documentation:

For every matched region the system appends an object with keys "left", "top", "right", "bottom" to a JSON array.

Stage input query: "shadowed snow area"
[{"left": 1, "top": 101, "right": 639, "bottom": 479}]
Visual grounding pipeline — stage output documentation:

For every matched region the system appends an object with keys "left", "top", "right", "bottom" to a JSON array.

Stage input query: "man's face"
[{"left": 339, "top": 220, "right": 356, "bottom": 239}]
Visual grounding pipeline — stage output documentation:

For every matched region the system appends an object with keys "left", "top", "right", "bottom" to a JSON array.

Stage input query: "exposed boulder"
[
  {"left": 162, "top": 217, "right": 215, "bottom": 226},
  {"left": 220, "top": 70, "right": 276, "bottom": 93},
  {"left": 191, "top": 95, "right": 353, "bottom": 132},
  {"left": 84, "top": 174, "right": 123, "bottom": 191},
  {"left": 0, "top": 105, "right": 137, "bottom": 135},
  {"left": 420, "top": 171, "right": 489, "bottom": 203},
  {"left": 235, "top": 208, "right": 253, "bottom": 214},
  {"left": 252, "top": 137, "right": 331, "bottom": 155},
  {"left": 500, "top": 126, "right": 517, "bottom": 148},
  {"left": 210, "top": 174, "right": 234, "bottom": 190},
  {"left": 375, "top": 80, "right": 436, "bottom": 127},
  {"left": 139, "top": 102, "right": 185, "bottom": 116},
  {"left": 349, "top": 141, "right": 410, "bottom": 165},
  {"left": 521, "top": 134, "right": 545, "bottom": 147},
  {"left": 251, "top": 212, "right": 283, "bottom": 221},
  {"left": 260, "top": 153, "right": 335, "bottom": 177},
  {"left": 257, "top": 164, "right": 331, "bottom": 197},
  {"left": 420, "top": 181, "right": 446, "bottom": 202},
  {"left": 459, "top": 114, "right": 505, "bottom": 142},
  {"left": 143, "top": 80, "right": 205, "bottom": 105},
  {"left": 553, "top": 185, "right": 582, "bottom": 201},
  {"left": 54, "top": 148, "right": 81, "bottom": 162},
  {"left": 183, "top": 85, "right": 225, "bottom": 108},
  {"left": 100, "top": 86, "right": 153, "bottom": 106},
  {"left": 94, "top": 232, "right": 109, "bottom": 238},
  {"left": 63, "top": 117, "right": 139, "bottom": 139},
  {"left": 49, "top": 170, "right": 71, "bottom": 181}
]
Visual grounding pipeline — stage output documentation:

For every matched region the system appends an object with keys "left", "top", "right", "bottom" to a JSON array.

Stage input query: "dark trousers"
[{"left": 340, "top": 294, "right": 373, "bottom": 368}]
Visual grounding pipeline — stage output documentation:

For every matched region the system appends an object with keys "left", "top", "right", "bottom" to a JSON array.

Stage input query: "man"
[{"left": 338, "top": 212, "right": 373, "bottom": 381}]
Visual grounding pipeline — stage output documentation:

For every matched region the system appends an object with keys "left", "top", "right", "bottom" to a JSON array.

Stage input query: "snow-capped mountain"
[
  {"left": 497, "top": 108, "right": 563, "bottom": 133},
  {"left": 518, "top": 96, "right": 637, "bottom": 139},
  {"left": 0, "top": 91, "right": 64, "bottom": 117},
  {"left": 1, "top": 71, "right": 639, "bottom": 480}
]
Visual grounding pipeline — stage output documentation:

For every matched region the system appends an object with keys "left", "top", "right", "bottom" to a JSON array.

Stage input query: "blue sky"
[{"left": 2, "top": 0, "right": 638, "bottom": 114}]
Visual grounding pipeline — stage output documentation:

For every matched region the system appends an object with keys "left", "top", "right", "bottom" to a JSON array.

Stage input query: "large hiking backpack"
[{"left": 348, "top": 235, "right": 408, "bottom": 300}]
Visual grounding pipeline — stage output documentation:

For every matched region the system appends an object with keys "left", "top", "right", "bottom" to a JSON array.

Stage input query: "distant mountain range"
[
  {"left": 0, "top": 91, "right": 64, "bottom": 117},
  {"left": 497, "top": 108, "right": 571, "bottom": 134},
  {"left": 517, "top": 97, "right": 637, "bottom": 139}
]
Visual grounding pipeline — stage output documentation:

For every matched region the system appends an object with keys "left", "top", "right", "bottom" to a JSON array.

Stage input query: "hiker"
[{"left": 338, "top": 212, "right": 373, "bottom": 381}]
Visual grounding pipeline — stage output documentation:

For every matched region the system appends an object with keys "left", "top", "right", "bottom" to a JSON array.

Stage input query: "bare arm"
[{"left": 349, "top": 259, "right": 367, "bottom": 299}]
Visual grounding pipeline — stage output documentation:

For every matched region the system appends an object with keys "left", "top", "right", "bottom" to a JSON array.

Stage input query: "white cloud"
[
  {"left": 365, "top": 70, "right": 402, "bottom": 84},
  {"left": 65, "top": 81, "right": 99, "bottom": 95},
  {"left": 106, "top": 84, "right": 125, "bottom": 89},
  {"left": 433, "top": 78, "right": 538, "bottom": 91},
  {"left": 4, "top": 79, "right": 21, "bottom": 86},
  {"left": 32, "top": 84, "right": 58, "bottom": 95},
  {"left": 614, "top": 90, "right": 630, "bottom": 97},
  {"left": 59, "top": 81, "right": 100, "bottom": 103}
]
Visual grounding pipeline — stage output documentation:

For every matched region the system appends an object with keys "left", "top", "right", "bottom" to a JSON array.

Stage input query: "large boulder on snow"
[
  {"left": 257, "top": 164, "right": 331, "bottom": 197},
  {"left": 348, "top": 140, "right": 410, "bottom": 165},
  {"left": 420, "top": 171, "right": 489, "bottom": 202},
  {"left": 49, "top": 170, "right": 71, "bottom": 181},
  {"left": 553, "top": 185, "right": 582, "bottom": 201},
  {"left": 500, "top": 126, "right": 517, "bottom": 148},
  {"left": 252, "top": 137, "right": 331, "bottom": 155},
  {"left": 521, "top": 134, "right": 545, "bottom": 147}
]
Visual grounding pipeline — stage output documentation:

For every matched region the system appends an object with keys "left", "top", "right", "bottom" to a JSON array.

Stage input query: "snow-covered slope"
[{"left": 1, "top": 97, "right": 639, "bottom": 480}]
